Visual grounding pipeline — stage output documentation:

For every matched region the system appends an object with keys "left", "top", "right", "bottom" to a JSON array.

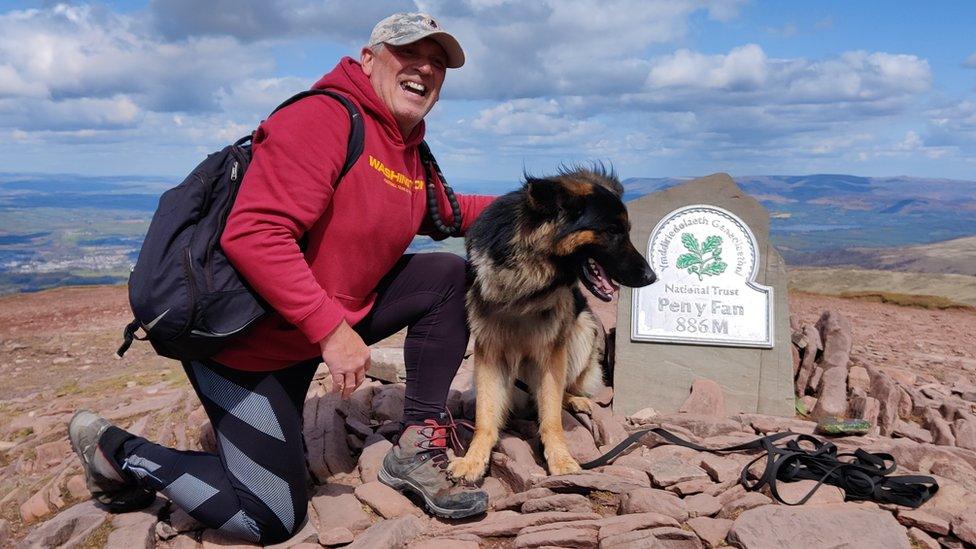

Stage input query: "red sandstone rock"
[
  {"left": 678, "top": 379, "right": 727, "bottom": 417},
  {"left": 319, "top": 526, "right": 354, "bottom": 547},
  {"left": 534, "top": 472, "right": 648, "bottom": 494},
  {"left": 896, "top": 508, "right": 950, "bottom": 536},
  {"left": 347, "top": 515, "right": 425, "bottom": 549},
  {"left": 17, "top": 500, "right": 108, "bottom": 548},
  {"left": 773, "top": 479, "right": 844, "bottom": 505},
  {"left": 513, "top": 525, "right": 598, "bottom": 548},
  {"left": 617, "top": 487, "right": 689, "bottom": 522},
  {"left": 311, "top": 486, "right": 373, "bottom": 534},
  {"left": 687, "top": 516, "right": 733, "bottom": 548},
  {"left": 355, "top": 481, "right": 423, "bottom": 519},
  {"left": 727, "top": 504, "right": 910, "bottom": 549},
  {"left": 358, "top": 438, "right": 391, "bottom": 484},
  {"left": 716, "top": 492, "right": 771, "bottom": 519},
  {"left": 684, "top": 493, "right": 722, "bottom": 518},
  {"left": 907, "top": 527, "right": 940, "bottom": 549},
  {"left": 521, "top": 493, "right": 592, "bottom": 514},
  {"left": 492, "top": 487, "right": 556, "bottom": 511},
  {"left": 451, "top": 510, "right": 601, "bottom": 537},
  {"left": 953, "top": 417, "right": 976, "bottom": 450},
  {"left": 601, "top": 526, "right": 703, "bottom": 549}
]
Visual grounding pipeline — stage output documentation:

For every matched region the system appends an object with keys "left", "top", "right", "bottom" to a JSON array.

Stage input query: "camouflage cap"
[{"left": 368, "top": 12, "right": 465, "bottom": 68}]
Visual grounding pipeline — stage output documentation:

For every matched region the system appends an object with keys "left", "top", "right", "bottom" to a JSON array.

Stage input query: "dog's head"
[{"left": 525, "top": 165, "right": 656, "bottom": 301}]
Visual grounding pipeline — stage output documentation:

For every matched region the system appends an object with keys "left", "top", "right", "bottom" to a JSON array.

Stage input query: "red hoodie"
[{"left": 216, "top": 58, "right": 493, "bottom": 371}]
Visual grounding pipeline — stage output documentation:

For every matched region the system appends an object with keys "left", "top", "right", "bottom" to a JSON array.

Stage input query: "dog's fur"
[{"left": 448, "top": 167, "right": 656, "bottom": 481}]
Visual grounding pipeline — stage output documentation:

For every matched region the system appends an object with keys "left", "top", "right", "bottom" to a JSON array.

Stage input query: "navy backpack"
[{"left": 117, "top": 90, "right": 365, "bottom": 361}]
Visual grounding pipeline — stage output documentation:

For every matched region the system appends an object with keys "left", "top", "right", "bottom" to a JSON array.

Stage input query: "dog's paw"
[
  {"left": 546, "top": 452, "right": 582, "bottom": 476},
  {"left": 448, "top": 455, "right": 487, "bottom": 482},
  {"left": 564, "top": 395, "right": 594, "bottom": 416}
]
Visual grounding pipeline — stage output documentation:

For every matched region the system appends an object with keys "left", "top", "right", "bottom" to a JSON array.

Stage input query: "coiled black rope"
[{"left": 418, "top": 141, "right": 462, "bottom": 237}]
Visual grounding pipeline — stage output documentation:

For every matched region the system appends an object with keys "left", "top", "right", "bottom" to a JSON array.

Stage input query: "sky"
[{"left": 0, "top": 0, "right": 975, "bottom": 186}]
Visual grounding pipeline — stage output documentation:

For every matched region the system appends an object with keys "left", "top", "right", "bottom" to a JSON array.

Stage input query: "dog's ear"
[{"left": 526, "top": 177, "right": 587, "bottom": 216}]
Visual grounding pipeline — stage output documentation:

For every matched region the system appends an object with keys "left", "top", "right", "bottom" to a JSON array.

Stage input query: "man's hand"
[{"left": 319, "top": 320, "right": 370, "bottom": 398}]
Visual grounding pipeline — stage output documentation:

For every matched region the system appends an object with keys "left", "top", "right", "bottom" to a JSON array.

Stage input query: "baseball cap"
[{"left": 368, "top": 12, "right": 465, "bottom": 69}]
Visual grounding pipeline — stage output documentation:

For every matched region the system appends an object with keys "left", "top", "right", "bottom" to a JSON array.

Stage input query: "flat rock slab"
[
  {"left": 451, "top": 510, "right": 601, "bottom": 537},
  {"left": 17, "top": 500, "right": 108, "bottom": 549},
  {"left": 727, "top": 504, "right": 910, "bottom": 549},
  {"left": 534, "top": 472, "right": 647, "bottom": 494},
  {"left": 347, "top": 515, "right": 425, "bottom": 549}
]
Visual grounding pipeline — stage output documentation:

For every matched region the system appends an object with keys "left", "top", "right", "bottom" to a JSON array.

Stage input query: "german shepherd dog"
[{"left": 448, "top": 167, "right": 656, "bottom": 481}]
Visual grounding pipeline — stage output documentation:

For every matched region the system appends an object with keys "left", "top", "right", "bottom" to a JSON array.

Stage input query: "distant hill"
[
  {"left": 788, "top": 236, "right": 976, "bottom": 276},
  {"left": 623, "top": 174, "right": 976, "bottom": 266},
  {"left": 3, "top": 171, "right": 976, "bottom": 294}
]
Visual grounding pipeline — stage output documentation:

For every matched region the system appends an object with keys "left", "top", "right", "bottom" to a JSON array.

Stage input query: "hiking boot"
[
  {"left": 67, "top": 410, "right": 156, "bottom": 512},
  {"left": 378, "top": 417, "right": 488, "bottom": 519}
]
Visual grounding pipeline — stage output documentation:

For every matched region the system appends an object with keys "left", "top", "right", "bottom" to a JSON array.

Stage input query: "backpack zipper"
[{"left": 205, "top": 153, "right": 244, "bottom": 290}]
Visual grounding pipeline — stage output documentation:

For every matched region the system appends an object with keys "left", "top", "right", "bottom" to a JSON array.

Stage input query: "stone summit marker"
[{"left": 614, "top": 173, "right": 795, "bottom": 417}]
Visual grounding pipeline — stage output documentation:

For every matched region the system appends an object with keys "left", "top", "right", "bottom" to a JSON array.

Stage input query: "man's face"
[{"left": 361, "top": 38, "right": 448, "bottom": 137}]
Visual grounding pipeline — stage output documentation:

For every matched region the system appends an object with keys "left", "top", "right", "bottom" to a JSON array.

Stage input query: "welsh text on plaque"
[{"left": 632, "top": 204, "right": 773, "bottom": 347}]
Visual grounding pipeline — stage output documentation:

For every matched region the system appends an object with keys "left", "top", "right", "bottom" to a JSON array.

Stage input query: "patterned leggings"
[{"left": 99, "top": 253, "right": 469, "bottom": 543}]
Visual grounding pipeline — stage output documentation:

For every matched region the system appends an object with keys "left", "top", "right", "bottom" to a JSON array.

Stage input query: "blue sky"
[{"left": 0, "top": 0, "right": 975, "bottom": 187}]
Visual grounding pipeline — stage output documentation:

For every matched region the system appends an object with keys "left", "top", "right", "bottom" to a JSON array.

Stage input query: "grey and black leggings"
[{"left": 99, "top": 253, "right": 469, "bottom": 543}]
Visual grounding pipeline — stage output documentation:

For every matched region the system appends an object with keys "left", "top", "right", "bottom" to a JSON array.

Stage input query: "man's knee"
[
  {"left": 251, "top": 502, "right": 308, "bottom": 545},
  {"left": 424, "top": 252, "right": 467, "bottom": 293}
]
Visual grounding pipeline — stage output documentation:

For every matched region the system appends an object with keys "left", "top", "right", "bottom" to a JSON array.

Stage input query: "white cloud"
[
  {"left": 964, "top": 53, "right": 976, "bottom": 69},
  {"left": 647, "top": 44, "right": 768, "bottom": 90},
  {"left": 0, "top": 4, "right": 272, "bottom": 133}
]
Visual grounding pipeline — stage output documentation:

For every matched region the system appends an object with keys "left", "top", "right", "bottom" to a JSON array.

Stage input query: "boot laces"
[{"left": 414, "top": 410, "right": 475, "bottom": 483}]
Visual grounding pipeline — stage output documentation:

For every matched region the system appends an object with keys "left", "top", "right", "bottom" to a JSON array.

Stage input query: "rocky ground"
[{"left": 1, "top": 287, "right": 975, "bottom": 548}]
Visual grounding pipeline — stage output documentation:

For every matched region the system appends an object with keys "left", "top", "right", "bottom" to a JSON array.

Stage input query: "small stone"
[
  {"left": 772, "top": 479, "right": 844, "bottom": 505},
  {"left": 156, "top": 520, "right": 178, "bottom": 541},
  {"left": 311, "top": 487, "right": 373, "bottom": 534},
  {"left": 592, "top": 465, "right": 651, "bottom": 487},
  {"left": 601, "top": 526, "right": 703, "bottom": 549},
  {"left": 687, "top": 517, "right": 733, "bottom": 548},
  {"left": 897, "top": 509, "right": 950, "bottom": 536},
  {"left": 534, "top": 472, "right": 648, "bottom": 494},
  {"left": 617, "top": 487, "right": 689, "bottom": 522},
  {"left": 492, "top": 487, "right": 555, "bottom": 511},
  {"left": 848, "top": 366, "right": 871, "bottom": 392},
  {"left": 319, "top": 526, "right": 355, "bottom": 546},
  {"left": 65, "top": 474, "right": 89, "bottom": 501},
  {"left": 355, "top": 481, "right": 423, "bottom": 519},
  {"left": 717, "top": 492, "right": 771, "bottom": 519},
  {"left": 629, "top": 407, "right": 659, "bottom": 423},
  {"left": 668, "top": 478, "right": 712, "bottom": 496},
  {"left": 348, "top": 515, "right": 426, "bottom": 549},
  {"left": 491, "top": 451, "right": 545, "bottom": 493},
  {"left": 521, "top": 494, "right": 592, "bottom": 514},
  {"left": 678, "top": 379, "right": 727, "bottom": 417},
  {"left": 18, "top": 501, "right": 108, "bottom": 548},
  {"left": 357, "top": 438, "right": 392, "bottom": 483},
  {"left": 646, "top": 457, "right": 709, "bottom": 487},
  {"left": 684, "top": 493, "right": 722, "bottom": 518},
  {"left": 699, "top": 455, "right": 740, "bottom": 484},
  {"left": 953, "top": 417, "right": 976, "bottom": 450},
  {"left": 451, "top": 511, "right": 601, "bottom": 537},
  {"left": 513, "top": 526, "right": 598, "bottom": 548},
  {"left": 892, "top": 420, "right": 933, "bottom": 444},
  {"left": 595, "top": 513, "right": 679, "bottom": 540},
  {"left": 482, "top": 476, "right": 511, "bottom": 507},
  {"left": 907, "top": 527, "right": 940, "bottom": 549}
]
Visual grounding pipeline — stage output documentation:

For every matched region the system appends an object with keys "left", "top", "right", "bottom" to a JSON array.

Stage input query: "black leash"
[{"left": 579, "top": 426, "right": 939, "bottom": 508}]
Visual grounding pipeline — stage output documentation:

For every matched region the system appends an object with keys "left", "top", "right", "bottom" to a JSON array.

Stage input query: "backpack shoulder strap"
[{"left": 264, "top": 89, "right": 366, "bottom": 181}]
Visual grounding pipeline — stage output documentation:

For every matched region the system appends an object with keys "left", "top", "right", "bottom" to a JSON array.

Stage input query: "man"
[{"left": 69, "top": 13, "right": 492, "bottom": 544}]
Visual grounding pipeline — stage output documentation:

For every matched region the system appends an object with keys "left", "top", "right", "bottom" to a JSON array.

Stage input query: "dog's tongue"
[{"left": 589, "top": 261, "right": 618, "bottom": 296}]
